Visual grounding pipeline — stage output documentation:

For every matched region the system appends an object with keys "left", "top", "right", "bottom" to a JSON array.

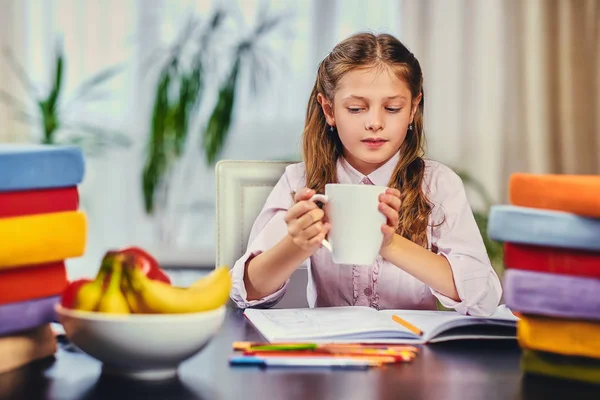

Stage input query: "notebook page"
[
  {"left": 244, "top": 306, "right": 416, "bottom": 342},
  {"left": 378, "top": 305, "right": 518, "bottom": 341}
]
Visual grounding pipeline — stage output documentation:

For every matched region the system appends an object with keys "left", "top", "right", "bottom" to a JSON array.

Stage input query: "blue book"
[
  {"left": 0, "top": 145, "right": 85, "bottom": 192},
  {"left": 488, "top": 205, "right": 600, "bottom": 252}
]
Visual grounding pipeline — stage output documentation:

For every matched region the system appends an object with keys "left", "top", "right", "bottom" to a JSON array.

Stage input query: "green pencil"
[{"left": 250, "top": 343, "right": 319, "bottom": 351}]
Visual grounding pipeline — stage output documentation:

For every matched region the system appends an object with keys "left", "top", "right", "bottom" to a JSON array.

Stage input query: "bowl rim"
[{"left": 55, "top": 304, "right": 226, "bottom": 322}]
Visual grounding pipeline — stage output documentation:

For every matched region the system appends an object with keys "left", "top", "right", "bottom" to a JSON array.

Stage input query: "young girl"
[{"left": 230, "top": 32, "right": 502, "bottom": 316}]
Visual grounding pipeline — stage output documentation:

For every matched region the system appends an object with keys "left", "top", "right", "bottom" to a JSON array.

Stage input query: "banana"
[
  {"left": 73, "top": 278, "right": 104, "bottom": 312},
  {"left": 121, "top": 270, "right": 151, "bottom": 314},
  {"left": 124, "top": 266, "right": 231, "bottom": 314},
  {"left": 190, "top": 265, "right": 232, "bottom": 290},
  {"left": 73, "top": 252, "right": 115, "bottom": 311},
  {"left": 96, "top": 255, "right": 130, "bottom": 314}
]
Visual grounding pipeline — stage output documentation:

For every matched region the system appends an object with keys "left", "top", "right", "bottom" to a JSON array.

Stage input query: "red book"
[
  {"left": 0, "top": 262, "right": 68, "bottom": 306},
  {"left": 504, "top": 243, "right": 600, "bottom": 278},
  {"left": 0, "top": 187, "right": 78, "bottom": 218}
]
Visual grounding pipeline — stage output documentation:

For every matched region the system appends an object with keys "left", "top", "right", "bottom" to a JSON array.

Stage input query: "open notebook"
[{"left": 244, "top": 305, "right": 518, "bottom": 344}]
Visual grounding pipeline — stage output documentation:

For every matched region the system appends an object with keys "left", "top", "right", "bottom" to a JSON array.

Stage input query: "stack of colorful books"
[
  {"left": 0, "top": 145, "right": 87, "bottom": 374},
  {"left": 488, "top": 173, "right": 600, "bottom": 385}
]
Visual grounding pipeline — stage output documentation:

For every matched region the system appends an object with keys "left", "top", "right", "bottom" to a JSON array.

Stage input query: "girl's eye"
[
  {"left": 386, "top": 108, "right": 401, "bottom": 113},
  {"left": 347, "top": 108, "right": 364, "bottom": 114}
]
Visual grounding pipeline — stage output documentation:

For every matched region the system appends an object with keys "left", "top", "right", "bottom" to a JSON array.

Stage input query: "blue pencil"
[{"left": 229, "top": 356, "right": 372, "bottom": 370}]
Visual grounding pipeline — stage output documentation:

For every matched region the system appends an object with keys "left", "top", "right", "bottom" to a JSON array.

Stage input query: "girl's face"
[{"left": 319, "top": 66, "right": 421, "bottom": 175}]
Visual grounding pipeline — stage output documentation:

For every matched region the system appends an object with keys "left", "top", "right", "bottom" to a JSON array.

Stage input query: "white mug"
[{"left": 310, "top": 184, "right": 387, "bottom": 265}]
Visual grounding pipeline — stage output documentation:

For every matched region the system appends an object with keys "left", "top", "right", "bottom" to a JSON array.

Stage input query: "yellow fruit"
[
  {"left": 125, "top": 266, "right": 231, "bottom": 314},
  {"left": 73, "top": 279, "right": 104, "bottom": 311},
  {"left": 190, "top": 266, "right": 231, "bottom": 290},
  {"left": 73, "top": 253, "right": 115, "bottom": 311},
  {"left": 96, "top": 256, "right": 130, "bottom": 314},
  {"left": 120, "top": 271, "right": 149, "bottom": 313}
]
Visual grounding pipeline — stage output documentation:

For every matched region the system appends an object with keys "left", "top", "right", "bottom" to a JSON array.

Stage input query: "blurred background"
[{"left": 0, "top": 0, "right": 598, "bottom": 281}]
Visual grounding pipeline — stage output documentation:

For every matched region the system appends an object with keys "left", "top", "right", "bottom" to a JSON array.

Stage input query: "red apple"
[{"left": 118, "top": 246, "right": 171, "bottom": 284}]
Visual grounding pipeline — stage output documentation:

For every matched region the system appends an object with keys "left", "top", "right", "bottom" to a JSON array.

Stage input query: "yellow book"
[
  {"left": 518, "top": 315, "right": 600, "bottom": 359},
  {"left": 0, "top": 211, "right": 86, "bottom": 269}
]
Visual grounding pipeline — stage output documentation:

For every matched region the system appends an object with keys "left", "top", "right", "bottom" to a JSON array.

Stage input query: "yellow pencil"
[{"left": 392, "top": 315, "right": 423, "bottom": 336}]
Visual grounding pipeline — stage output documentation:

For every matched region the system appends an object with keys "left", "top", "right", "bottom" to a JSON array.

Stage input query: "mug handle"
[{"left": 309, "top": 194, "right": 332, "bottom": 252}]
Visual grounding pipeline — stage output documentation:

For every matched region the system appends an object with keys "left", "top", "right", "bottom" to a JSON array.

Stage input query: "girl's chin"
[
  {"left": 357, "top": 149, "right": 396, "bottom": 163},
  {"left": 345, "top": 151, "right": 398, "bottom": 172}
]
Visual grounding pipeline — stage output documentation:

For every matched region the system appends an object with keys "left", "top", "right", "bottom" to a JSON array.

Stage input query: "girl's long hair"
[{"left": 302, "top": 32, "right": 431, "bottom": 247}]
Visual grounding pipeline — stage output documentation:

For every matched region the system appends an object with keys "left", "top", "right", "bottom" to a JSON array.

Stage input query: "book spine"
[
  {"left": 0, "top": 211, "right": 86, "bottom": 268},
  {"left": 0, "top": 262, "right": 68, "bottom": 306},
  {"left": 0, "top": 324, "right": 57, "bottom": 374},
  {"left": 509, "top": 174, "right": 600, "bottom": 218},
  {"left": 0, "top": 187, "right": 79, "bottom": 218},
  {"left": 503, "top": 269, "right": 600, "bottom": 320},
  {"left": 518, "top": 315, "right": 600, "bottom": 359},
  {"left": 521, "top": 349, "right": 600, "bottom": 385},
  {"left": 0, "top": 146, "right": 84, "bottom": 191},
  {"left": 488, "top": 205, "right": 600, "bottom": 251},
  {"left": 504, "top": 243, "right": 600, "bottom": 278},
  {"left": 0, "top": 296, "right": 59, "bottom": 336}
]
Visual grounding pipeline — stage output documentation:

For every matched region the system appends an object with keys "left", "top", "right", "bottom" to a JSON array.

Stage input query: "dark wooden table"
[{"left": 1, "top": 308, "right": 599, "bottom": 400}]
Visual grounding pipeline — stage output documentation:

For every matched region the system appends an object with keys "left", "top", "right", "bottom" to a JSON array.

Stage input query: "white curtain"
[
  {"left": 401, "top": 0, "right": 600, "bottom": 207},
  {"left": 0, "top": 0, "right": 29, "bottom": 143},
  {"left": 401, "top": 0, "right": 507, "bottom": 208},
  {"left": 1, "top": 0, "right": 405, "bottom": 279}
]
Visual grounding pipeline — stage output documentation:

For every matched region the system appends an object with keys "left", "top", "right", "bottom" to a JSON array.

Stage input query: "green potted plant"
[
  {"left": 142, "top": 6, "right": 291, "bottom": 215},
  {"left": 0, "top": 36, "right": 130, "bottom": 155}
]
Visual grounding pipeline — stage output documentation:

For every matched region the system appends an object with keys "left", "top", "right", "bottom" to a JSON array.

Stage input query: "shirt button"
[{"left": 364, "top": 288, "right": 372, "bottom": 296}]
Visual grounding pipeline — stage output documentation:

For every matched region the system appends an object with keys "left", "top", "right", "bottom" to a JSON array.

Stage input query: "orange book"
[
  {"left": 0, "top": 324, "right": 57, "bottom": 374},
  {"left": 0, "top": 262, "right": 68, "bottom": 306},
  {"left": 509, "top": 173, "right": 600, "bottom": 218}
]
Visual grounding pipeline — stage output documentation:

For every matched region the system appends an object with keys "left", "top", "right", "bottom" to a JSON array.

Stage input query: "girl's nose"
[{"left": 365, "top": 112, "right": 383, "bottom": 132}]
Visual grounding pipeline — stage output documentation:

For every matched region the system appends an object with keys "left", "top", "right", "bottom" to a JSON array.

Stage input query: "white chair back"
[{"left": 215, "top": 160, "right": 309, "bottom": 308}]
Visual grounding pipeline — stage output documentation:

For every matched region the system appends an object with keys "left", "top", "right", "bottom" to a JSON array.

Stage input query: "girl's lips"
[{"left": 361, "top": 139, "right": 388, "bottom": 149}]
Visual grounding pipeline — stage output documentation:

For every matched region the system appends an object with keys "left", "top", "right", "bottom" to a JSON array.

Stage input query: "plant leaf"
[
  {"left": 473, "top": 211, "right": 504, "bottom": 275},
  {"left": 198, "top": 9, "right": 226, "bottom": 50},
  {"left": 173, "top": 70, "right": 200, "bottom": 156},
  {"left": 202, "top": 59, "right": 239, "bottom": 164},
  {"left": 0, "top": 89, "right": 31, "bottom": 111},
  {"left": 142, "top": 69, "right": 172, "bottom": 214},
  {"left": 64, "top": 65, "right": 123, "bottom": 109},
  {"left": 63, "top": 121, "right": 131, "bottom": 147},
  {"left": 46, "top": 42, "right": 64, "bottom": 113},
  {"left": 2, "top": 47, "right": 39, "bottom": 100}
]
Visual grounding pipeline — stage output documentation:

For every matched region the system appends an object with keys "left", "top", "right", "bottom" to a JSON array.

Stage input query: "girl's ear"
[
  {"left": 409, "top": 92, "right": 423, "bottom": 123},
  {"left": 317, "top": 93, "right": 335, "bottom": 126}
]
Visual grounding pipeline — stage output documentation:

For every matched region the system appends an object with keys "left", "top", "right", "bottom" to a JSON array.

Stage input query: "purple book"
[
  {"left": 503, "top": 269, "right": 600, "bottom": 321},
  {"left": 0, "top": 296, "right": 59, "bottom": 336}
]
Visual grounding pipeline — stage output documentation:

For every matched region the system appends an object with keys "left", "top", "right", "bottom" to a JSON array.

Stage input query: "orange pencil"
[
  {"left": 392, "top": 315, "right": 423, "bottom": 336},
  {"left": 233, "top": 341, "right": 420, "bottom": 353},
  {"left": 244, "top": 351, "right": 399, "bottom": 365},
  {"left": 244, "top": 350, "right": 415, "bottom": 363}
]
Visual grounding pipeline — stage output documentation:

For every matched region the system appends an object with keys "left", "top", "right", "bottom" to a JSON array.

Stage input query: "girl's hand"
[
  {"left": 378, "top": 188, "right": 401, "bottom": 248},
  {"left": 284, "top": 188, "right": 331, "bottom": 253}
]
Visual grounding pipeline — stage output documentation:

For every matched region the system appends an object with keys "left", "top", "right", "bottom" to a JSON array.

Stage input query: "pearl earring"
[{"left": 408, "top": 124, "right": 413, "bottom": 131}]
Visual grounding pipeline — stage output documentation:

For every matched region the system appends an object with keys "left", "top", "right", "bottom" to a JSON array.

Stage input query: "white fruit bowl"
[{"left": 56, "top": 304, "right": 226, "bottom": 380}]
